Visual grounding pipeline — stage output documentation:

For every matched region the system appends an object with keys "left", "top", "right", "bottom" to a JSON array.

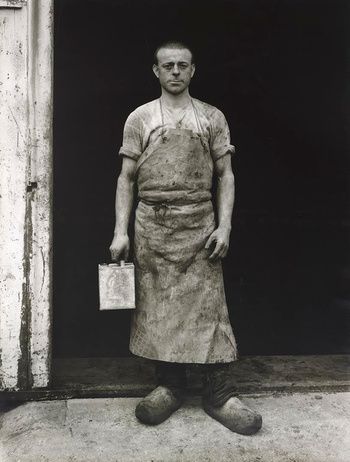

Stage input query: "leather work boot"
[
  {"left": 135, "top": 361, "right": 186, "bottom": 425},
  {"left": 202, "top": 364, "right": 262, "bottom": 435},
  {"left": 135, "top": 385, "right": 183, "bottom": 425}
]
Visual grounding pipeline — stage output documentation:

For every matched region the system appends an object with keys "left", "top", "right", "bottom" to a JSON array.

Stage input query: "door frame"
[{"left": 0, "top": 0, "right": 53, "bottom": 390}]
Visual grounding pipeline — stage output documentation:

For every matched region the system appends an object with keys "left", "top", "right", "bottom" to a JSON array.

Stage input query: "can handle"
[{"left": 101, "top": 260, "right": 127, "bottom": 267}]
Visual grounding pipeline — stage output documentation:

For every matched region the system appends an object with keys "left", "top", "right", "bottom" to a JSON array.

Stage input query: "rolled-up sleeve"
[
  {"left": 118, "top": 111, "right": 143, "bottom": 161},
  {"left": 210, "top": 110, "right": 236, "bottom": 162}
]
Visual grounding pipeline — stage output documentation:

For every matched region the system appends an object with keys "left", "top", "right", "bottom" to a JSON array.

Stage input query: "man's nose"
[{"left": 172, "top": 65, "right": 180, "bottom": 75}]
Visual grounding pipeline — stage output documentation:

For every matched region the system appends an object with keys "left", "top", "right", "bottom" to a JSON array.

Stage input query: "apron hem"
[{"left": 129, "top": 347, "right": 238, "bottom": 365}]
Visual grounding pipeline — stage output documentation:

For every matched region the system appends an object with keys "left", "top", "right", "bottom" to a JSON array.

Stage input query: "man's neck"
[{"left": 160, "top": 89, "right": 191, "bottom": 109}]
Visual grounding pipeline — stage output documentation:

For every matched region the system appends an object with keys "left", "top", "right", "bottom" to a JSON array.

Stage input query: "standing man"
[{"left": 110, "top": 41, "right": 262, "bottom": 435}]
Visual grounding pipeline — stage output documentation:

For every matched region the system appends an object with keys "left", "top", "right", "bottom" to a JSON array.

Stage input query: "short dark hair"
[{"left": 153, "top": 41, "right": 195, "bottom": 65}]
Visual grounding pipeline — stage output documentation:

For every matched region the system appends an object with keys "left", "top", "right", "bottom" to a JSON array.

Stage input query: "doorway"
[{"left": 53, "top": 0, "right": 349, "bottom": 371}]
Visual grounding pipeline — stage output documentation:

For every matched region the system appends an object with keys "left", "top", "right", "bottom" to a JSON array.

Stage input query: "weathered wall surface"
[
  {"left": 0, "top": 0, "right": 53, "bottom": 390},
  {"left": 0, "top": 3, "right": 28, "bottom": 390},
  {"left": 26, "top": 0, "right": 53, "bottom": 389}
]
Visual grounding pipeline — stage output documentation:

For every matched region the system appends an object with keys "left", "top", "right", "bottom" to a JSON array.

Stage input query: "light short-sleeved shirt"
[{"left": 118, "top": 97, "right": 235, "bottom": 162}]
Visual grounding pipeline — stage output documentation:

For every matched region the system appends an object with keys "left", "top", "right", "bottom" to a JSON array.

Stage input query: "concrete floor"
[{"left": 0, "top": 392, "right": 349, "bottom": 462}]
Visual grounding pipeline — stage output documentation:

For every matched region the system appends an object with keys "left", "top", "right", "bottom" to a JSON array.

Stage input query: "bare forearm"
[
  {"left": 205, "top": 169, "right": 234, "bottom": 260},
  {"left": 114, "top": 173, "right": 134, "bottom": 236},
  {"left": 216, "top": 171, "right": 235, "bottom": 231},
  {"left": 109, "top": 157, "right": 136, "bottom": 261}
]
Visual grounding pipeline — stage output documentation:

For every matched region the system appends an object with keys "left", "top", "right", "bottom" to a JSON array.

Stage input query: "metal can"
[{"left": 98, "top": 261, "right": 135, "bottom": 310}]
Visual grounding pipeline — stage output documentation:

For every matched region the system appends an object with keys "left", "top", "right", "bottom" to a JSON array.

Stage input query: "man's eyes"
[{"left": 162, "top": 64, "right": 189, "bottom": 70}]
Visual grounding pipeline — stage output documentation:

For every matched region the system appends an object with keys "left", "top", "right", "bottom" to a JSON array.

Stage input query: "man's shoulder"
[
  {"left": 192, "top": 98, "right": 229, "bottom": 134},
  {"left": 126, "top": 99, "right": 159, "bottom": 122},
  {"left": 192, "top": 98, "right": 225, "bottom": 119}
]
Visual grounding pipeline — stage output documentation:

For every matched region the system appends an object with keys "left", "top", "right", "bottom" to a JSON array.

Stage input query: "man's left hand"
[{"left": 205, "top": 227, "right": 231, "bottom": 261}]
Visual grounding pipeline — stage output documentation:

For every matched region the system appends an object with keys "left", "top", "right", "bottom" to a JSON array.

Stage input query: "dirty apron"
[{"left": 129, "top": 100, "right": 237, "bottom": 363}]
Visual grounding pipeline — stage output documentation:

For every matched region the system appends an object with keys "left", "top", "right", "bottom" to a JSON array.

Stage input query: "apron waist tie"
[
  {"left": 139, "top": 198, "right": 211, "bottom": 207},
  {"left": 139, "top": 200, "right": 173, "bottom": 222},
  {"left": 139, "top": 198, "right": 212, "bottom": 223}
]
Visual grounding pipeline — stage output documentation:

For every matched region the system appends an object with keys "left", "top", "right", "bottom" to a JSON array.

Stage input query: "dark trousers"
[{"left": 154, "top": 360, "right": 235, "bottom": 407}]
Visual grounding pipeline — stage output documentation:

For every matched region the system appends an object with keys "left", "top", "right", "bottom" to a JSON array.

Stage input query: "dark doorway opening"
[{"left": 53, "top": 0, "right": 349, "bottom": 366}]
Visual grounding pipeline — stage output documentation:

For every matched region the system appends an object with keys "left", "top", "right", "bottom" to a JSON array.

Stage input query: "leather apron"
[{"left": 129, "top": 99, "right": 237, "bottom": 363}]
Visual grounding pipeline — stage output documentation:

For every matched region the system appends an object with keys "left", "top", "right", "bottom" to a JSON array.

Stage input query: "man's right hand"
[{"left": 109, "top": 234, "right": 130, "bottom": 262}]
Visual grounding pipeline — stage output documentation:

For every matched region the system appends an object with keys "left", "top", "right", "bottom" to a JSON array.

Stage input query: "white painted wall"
[{"left": 0, "top": 0, "right": 53, "bottom": 390}]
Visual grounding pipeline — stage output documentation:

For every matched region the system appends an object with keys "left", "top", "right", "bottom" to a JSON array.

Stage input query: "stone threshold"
[{"left": 1, "top": 354, "right": 349, "bottom": 402}]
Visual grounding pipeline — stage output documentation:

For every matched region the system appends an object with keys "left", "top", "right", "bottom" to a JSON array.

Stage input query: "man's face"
[{"left": 153, "top": 48, "right": 195, "bottom": 95}]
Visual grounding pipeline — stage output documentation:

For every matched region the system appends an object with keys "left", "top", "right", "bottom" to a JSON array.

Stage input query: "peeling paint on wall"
[
  {"left": 27, "top": 0, "right": 53, "bottom": 389},
  {"left": 0, "top": 0, "right": 53, "bottom": 391},
  {"left": 0, "top": 5, "right": 29, "bottom": 390}
]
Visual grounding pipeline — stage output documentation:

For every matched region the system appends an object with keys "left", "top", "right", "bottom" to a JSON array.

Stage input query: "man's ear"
[
  {"left": 152, "top": 64, "right": 160, "bottom": 78},
  {"left": 191, "top": 64, "right": 196, "bottom": 78}
]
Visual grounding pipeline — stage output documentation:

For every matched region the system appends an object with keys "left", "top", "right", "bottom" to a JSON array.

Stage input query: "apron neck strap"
[{"left": 159, "top": 97, "right": 203, "bottom": 136}]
